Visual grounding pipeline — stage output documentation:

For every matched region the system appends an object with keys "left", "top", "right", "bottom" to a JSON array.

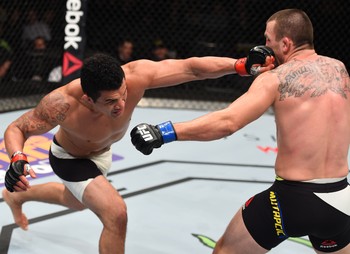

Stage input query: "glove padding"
[
  {"left": 235, "top": 45, "right": 275, "bottom": 76},
  {"left": 130, "top": 121, "right": 177, "bottom": 155},
  {"left": 5, "top": 152, "right": 30, "bottom": 192}
]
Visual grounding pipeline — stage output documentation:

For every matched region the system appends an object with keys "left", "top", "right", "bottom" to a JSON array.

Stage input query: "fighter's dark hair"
[{"left": 81, "top": 53, "right": 125, "bottom": 102}]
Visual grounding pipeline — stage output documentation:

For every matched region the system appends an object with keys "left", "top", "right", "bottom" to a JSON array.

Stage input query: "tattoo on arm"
[{"left": 15, "top": 92, "right": 70, "bottom": 135}]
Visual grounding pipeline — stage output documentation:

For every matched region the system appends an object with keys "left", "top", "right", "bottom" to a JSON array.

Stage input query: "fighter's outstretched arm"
[
  {"left": 125, "top": 46, "right": 275, "bottom": 90},
  {"left": 130, "top": 72, "right": 278, "bottom": 155}
]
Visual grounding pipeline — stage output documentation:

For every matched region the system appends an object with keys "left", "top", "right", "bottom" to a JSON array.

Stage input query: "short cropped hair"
[
  {"left": 81, "top": 53, "right": 125, "bottom": 102},
  {"left": 267, "top": 9, "right": 314, "bottom": 49}
]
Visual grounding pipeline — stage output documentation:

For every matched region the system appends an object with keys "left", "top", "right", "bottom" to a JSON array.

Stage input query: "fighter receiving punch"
[
  {"left": 131, "top": 9, "right": 350, "bottom": 254},
  {"left": 3, "top": 48, "right": 274, "bottom": 254}
]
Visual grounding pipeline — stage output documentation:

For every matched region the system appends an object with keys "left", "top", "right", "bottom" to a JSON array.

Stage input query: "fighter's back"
[{"left": 272, "top": 54, "right": 350, "bottom": 180}]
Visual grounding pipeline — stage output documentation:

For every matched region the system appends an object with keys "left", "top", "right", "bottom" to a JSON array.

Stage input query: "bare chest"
[{"left": 58, "top": 109, "right": 132, "bottom": 151}]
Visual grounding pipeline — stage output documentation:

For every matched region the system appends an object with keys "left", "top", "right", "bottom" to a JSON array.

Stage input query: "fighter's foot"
[{"left": 2, "top": 189, "right": 28, "bottom": 230}]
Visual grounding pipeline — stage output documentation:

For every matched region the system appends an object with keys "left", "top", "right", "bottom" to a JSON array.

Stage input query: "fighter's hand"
[
  {"left": 234, "top": 45, "right": 276, "bottom": 76},
  {"left": 5, "top": 152, "right": 36, "bottom": 192},
  {"left": 130, "top": 121, "right": 177, "bottom": 155}
]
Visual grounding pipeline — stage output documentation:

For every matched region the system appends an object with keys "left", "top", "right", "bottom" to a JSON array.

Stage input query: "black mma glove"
[
  {"left": 5, "top": 151, "right": 31, "bottom": 192},
  {"left": 234, "top": 45, "right": 275, "bottom": 76},
  {"left": 130, "top": 121, "right": 177, "bottom": 155}
]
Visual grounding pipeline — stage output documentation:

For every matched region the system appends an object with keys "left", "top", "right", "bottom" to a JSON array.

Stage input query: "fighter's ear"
[
  {"left": 81, "top": 94, "right": 94, "bottom": 104},
  {"left": 281, "top": 36, "right": 292, "bottom": 53}
]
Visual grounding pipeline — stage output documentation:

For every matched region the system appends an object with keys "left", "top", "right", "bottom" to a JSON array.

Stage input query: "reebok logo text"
[{"left": 65, "top": 0, "right": 83, "bottom": 50}]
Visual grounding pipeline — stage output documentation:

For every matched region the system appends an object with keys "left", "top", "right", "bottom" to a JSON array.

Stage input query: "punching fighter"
[
  {"left": 3, "top": 46, "right": 275, "bottom": 254},
  {"left": 131, "top": 9, "right": 350, "bottom": 254}
]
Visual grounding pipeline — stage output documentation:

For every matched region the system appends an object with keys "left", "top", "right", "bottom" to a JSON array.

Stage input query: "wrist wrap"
[
  {"left": 157, "top": 121, "right": 177, "bottom": 143},
  {"left": 234, "top": 58, "right": 249, "bottom": 76},
  {"left": 11, "top": 151, "right": 28, "bottom": 163}
]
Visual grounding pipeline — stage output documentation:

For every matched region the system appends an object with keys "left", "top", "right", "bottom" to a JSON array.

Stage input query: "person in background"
[
  {"left": 116, "top": 39, "right": 134, "bottom": 65},
  {"left": 22, "top": 9, "right": 51, "bottom": 44},
  {"left": 149, "top": 39, "right": 174, "bottom": 61},
  {"left": 0, "top": 47, "right": 12, "bottom": 81},
  {"left": 28, "top": 36, "right": 49, "bottom": 81}
]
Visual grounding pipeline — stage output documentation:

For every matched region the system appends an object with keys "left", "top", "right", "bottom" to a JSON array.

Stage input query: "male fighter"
[
  {"left": 131, "top": 9, "right": 350, "bottom": 254},
  {"left": 3, "top": 47, "right": 274, "bottom": 254}
]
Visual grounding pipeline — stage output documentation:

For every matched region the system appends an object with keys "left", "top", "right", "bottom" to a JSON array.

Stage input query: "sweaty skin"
[
  {"left": 3, "top": 56, "right": 274, "bottom": 239},
  {"left": 5, "top": 57, "right": 258, "bottom": 160},
  {"left": 174, "top": 26, "right": 350, "bottom": 182},
  {"left": 157, "top": 17, "right": 350, "bottom": 254},
  {"left": 272, "top": 54, "right": 350, "bottom": 180}
]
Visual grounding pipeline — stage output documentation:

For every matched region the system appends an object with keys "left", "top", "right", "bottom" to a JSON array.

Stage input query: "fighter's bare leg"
[
  {"left": 2, "top": 182, "right": 85, "bottom": 230},
  {"left": 82, "top": 175, "right": 127, "bottom": 254},
  {"left": 213, "top": 208, "right": 268, "bottom": 254}
]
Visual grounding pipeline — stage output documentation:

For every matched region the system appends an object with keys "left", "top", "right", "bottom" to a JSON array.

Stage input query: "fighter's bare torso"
[
  {"left": 271, "top": 53, "right": 350, "bottom": 180},
  {"left": 49, "top": 83, "right": 128, "bottom": 157},
  {"left": 49, "top": 69, "right": 144, "bottom": 157}
]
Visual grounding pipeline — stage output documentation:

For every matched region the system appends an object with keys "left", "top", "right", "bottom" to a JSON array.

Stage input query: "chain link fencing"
[{"left": 0, "top": 0, "right": 349, "bottom": 112}]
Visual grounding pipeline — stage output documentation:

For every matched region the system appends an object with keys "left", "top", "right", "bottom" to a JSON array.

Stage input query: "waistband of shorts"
[
  {"left": 275, "top": 175, "right": 349, "bottom": 192},
  {"left": 53, "top": 135, "right": 61, "bottom": 147},
  {"left": 50, "top": 136, "right": 76, "bottom": 159},
  {"left": 50, "top": 136, "right": 112, "bottom": 168},
  {"left": 276, "top": 175, "right": 347, "bottom": 184}
]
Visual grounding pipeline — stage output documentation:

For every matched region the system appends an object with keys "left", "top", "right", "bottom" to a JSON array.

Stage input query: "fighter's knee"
[
  {"left": 117, "top": 206, "right": 128, "bottom": 228},
  {"left": 114, "top": 203, "right": 128, "bottom": 224},
  {"left": 102, "top": 199, "right": 128, "bottom": 228}
]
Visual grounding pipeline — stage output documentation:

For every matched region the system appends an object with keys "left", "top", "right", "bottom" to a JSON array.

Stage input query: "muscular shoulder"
[
  {"left": 122, "top": 60, "right": 157, "bottom": 95},
  {"left": 34, "top": 88, "right": 71, "bottom": 125},
  {"left": 250, "top": 69, "right": 280, "bottom": 94},
  {"left": 276, "top": 55, "right": 346, "bottom": 73},
  {"left": 34, "top": 79, "right": 84, "bottom": 124},
  {"left": 270, "top": 56, "right": 350, "bottom": 100},
  {"left": 122, "top": 59, "right": 156, "bottom": 80},
  {"left": 11, "top": 86, "right": 73, "bottom": 136},
  {"left": 122, "top": 58, "right": 184, "bottom": 87}
]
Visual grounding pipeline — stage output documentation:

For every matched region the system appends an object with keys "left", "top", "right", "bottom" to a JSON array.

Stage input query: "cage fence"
[{"left": 0, "top": 0, "right": 349, "bottom": 112}]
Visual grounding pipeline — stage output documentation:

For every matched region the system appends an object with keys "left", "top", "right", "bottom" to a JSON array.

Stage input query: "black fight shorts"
[
  {"left": 48, "top": 136, "right": 112, "bottom": 202},
  {"left": 242, "top": 177, "right": 350, "bottom": 252}
]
